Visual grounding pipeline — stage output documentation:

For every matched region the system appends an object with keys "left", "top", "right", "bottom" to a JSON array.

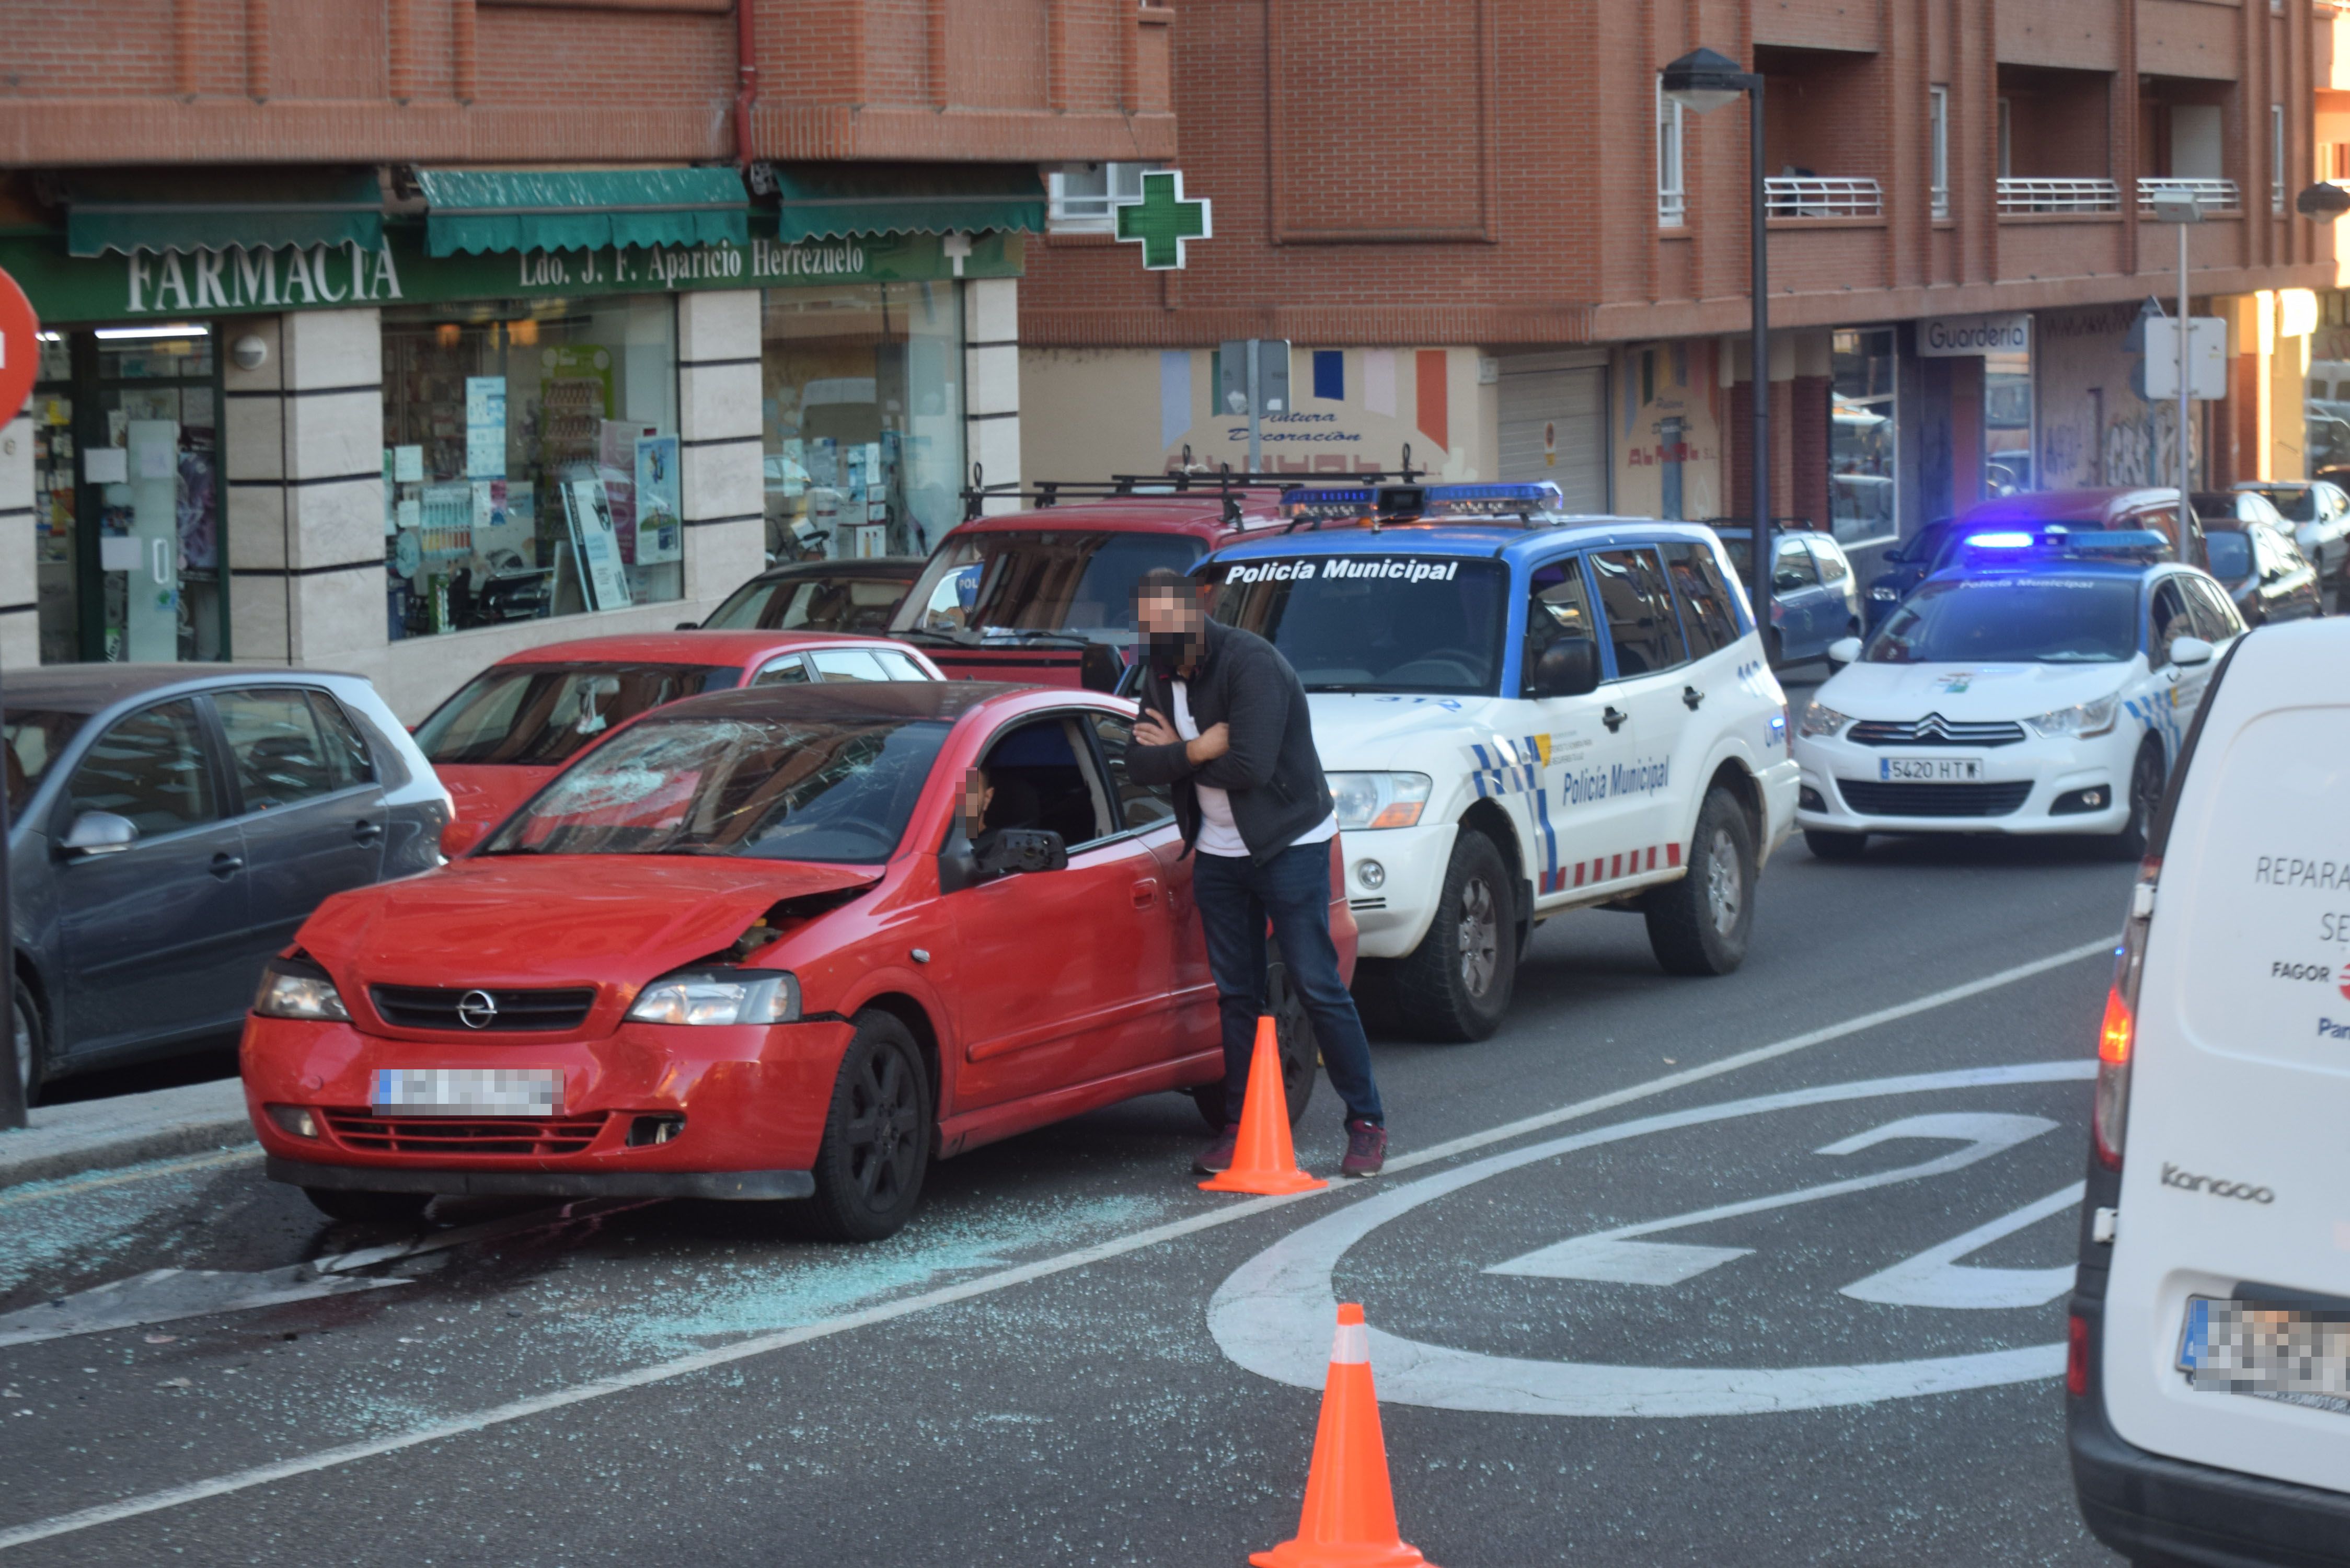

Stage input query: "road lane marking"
[
  {"left": 0, "top": 1148, "right": 260, "bottom": 1211},
  {"left": 1209, "top": 1063, "right": 2094, "bottom": 1416},
  {"left": 0, "top": 932, "right": 2116, "bottom": 1552}
]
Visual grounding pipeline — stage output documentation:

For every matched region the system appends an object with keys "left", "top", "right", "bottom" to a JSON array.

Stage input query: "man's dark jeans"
[{"left": 1191, "top": 842, "right": 1384, "bottom": 1127}]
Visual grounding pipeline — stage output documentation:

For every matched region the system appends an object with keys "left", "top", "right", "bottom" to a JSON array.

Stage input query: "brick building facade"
[
  {"left": 0, "top": 0, "right": 1170, "bottom": 714},
  {"left": 1020, "top": 0, "right": 2338, "bottom": 582}
]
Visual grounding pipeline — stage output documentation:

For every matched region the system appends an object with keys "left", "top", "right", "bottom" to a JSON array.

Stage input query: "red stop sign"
[{"left": 0, "top": 266, "right": 39, "bottom": 424}]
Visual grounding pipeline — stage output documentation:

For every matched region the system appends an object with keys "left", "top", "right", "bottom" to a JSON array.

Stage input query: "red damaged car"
[
  {"left": 413, "top": 629, "right": 943, "bottom": 852},
  {"left": 243, "top": 681, "right": 1348, "bottom": 1239}
]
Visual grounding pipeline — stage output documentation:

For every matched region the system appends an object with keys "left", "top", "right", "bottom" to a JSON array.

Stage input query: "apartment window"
[
  {"left": 1929, "top": 86, "right": 1951, "bottom": 220},
  {"left": 1657, "top": 87, "right": 1686, "bottom": 228},
  {"left": 1047, "top": 163, "right": 1159, "bottom": 232},
  {"left": 1997, "top": 98, "right": 2012, "bottom": 178},
  {"left": 2273, "top": 103, "right": 2287, "bottom": 213}
]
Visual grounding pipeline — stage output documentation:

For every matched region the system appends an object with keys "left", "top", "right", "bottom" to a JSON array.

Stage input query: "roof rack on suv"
[
  {"left": 958, "top": 446, "right": 1427, "bottom": 526},
  {"left": 1280, "top": 480, "right": 1569, "bottom": 532}
]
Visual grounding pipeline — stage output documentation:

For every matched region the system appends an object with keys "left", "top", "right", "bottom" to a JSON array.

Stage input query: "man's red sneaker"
[
  {"left": 1341, "top": 1119, "right": 1388, "bottom": 1178},
  {"left": 1192, "top": 1128, "right": 1239, "bottom": 1175}
]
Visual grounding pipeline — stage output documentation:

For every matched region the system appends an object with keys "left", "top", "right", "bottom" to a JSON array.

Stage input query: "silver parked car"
[{"left": 7, "top": 665, "right": 450, "bottom": 1098}]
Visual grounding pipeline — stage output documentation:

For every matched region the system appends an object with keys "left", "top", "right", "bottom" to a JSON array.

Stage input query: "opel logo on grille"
[{"left": 455, "top": 990, "right": 499, "bottom": 1029}]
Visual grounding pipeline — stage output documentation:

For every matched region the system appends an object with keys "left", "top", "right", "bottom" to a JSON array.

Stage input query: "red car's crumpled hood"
[
  {"left": 436, "top": 764, "right": 560, "bottom": 833},
  {"left": 298, "top": 856, "right": 880, "bottom": 990}
]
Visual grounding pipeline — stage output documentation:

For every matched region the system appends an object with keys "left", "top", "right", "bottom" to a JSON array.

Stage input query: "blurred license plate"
[
  {"left": 2178, "top": 1297, "right": 2350, "bottom": 1407},
  {"left": 1880, "top": 756, "right": 1982, "bottom": 782},
  {"left": 371, "top": 1068, "right": 562, "bottom": 1117}
]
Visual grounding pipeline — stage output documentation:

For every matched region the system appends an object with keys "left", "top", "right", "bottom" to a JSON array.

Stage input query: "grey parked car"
[{"left": 7, "top": 665, "right": 451, "bottom": 1098}]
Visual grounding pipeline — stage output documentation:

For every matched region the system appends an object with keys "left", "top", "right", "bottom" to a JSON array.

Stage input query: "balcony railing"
[
  {"left": 1764, "top": 176, "right": 1883, "bottom": 218},
  {"left": 2135, "top": 177, "right": 2241, "bottom": 212},
  {"left": 1997, "top": 177, "right": 2122, "bottom": 214}
]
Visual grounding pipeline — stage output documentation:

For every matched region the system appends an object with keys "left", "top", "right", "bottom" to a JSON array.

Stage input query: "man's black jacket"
[{"left": 1127, "top": 618, "right": 1331, "bottom": 863}]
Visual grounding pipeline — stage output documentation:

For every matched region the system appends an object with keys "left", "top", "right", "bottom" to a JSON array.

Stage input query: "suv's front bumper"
[
  {"left": 2070, "top": 1296, "right": 2350, "bottom": 1567},
  {"left": 1338, "top": 821, "right": 1457, "bottom": 961}
]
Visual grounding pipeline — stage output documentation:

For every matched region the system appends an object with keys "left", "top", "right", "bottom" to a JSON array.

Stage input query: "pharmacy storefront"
[{"left": 0, "top": 167, "right": 1030, "bottom": 714}]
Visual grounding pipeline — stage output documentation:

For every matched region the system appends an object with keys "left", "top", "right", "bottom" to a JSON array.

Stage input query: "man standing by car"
[{"left": 1127, "top": 568, "right": 1389, "bottom": 1178}]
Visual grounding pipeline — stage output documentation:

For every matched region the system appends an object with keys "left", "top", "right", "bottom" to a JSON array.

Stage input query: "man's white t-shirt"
[{"left": 1171, "top": 679, "right": 1337, "bottom": 859}]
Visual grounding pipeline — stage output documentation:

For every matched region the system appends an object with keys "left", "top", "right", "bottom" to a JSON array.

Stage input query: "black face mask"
[{"left": 1148, "top": 627, "right": 1203, "bottom": 665}]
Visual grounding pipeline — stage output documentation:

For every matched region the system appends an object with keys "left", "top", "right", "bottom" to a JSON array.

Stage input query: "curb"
[{"left": 0, "top": 1078, "right": 258, "bottom": 1191}]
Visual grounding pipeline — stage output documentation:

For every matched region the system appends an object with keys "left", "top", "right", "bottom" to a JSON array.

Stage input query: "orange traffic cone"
[
  {"left": 1201, "top": 1016, "right": 1327, "bottom": 1195},
  {"left": 1252, "top": 1303, "right": 1434, "bottom": 1568}
]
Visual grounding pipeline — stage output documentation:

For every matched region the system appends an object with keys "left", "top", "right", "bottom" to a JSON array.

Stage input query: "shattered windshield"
[
  {"left": 481, "top": 714, "right": 948, "bottom": 862},
  {"left": 414, "top": 663, "right": 738, "bottom": 768}
]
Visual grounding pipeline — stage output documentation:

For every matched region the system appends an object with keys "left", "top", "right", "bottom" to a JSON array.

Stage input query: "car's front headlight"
[
  {"left": 1327, "top": 772, "right": 1433, "bottom": 831},
  {"left": 626, "top": 969, "right": 801, "bottom": 1027},
  {"left": 253, "top": 955, "right": 350, "bottom": 1021},
  {"left": 1797, "top": 701, "right": 1853, "bottom": 740},
  {"left": 1869, "top": 586, "right": 1899, "bottom": 603},
  {"left": 2023, "top": 693, "right": 2121, "bottom": 740}
]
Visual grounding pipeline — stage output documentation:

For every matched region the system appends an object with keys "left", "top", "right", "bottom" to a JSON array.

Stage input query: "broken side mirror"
[{"left": 976, "top": 828, "right": 1068, "bottom": 878}]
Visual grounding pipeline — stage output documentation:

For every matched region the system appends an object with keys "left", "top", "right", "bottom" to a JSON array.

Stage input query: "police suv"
[
  {"left": 1792, "top": 530, "right": 2243, "bottom": 859},
  {"left": 1200, "top": 482, "right": 1799, "bottom": 1040}
]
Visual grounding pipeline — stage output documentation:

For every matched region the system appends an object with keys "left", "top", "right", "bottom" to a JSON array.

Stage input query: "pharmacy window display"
[
  {"left": 381, "top": 296, "right": 682, "bottom": 639},
  {"left": 761, "top": 283, "right": 962, "bottom": 564}
]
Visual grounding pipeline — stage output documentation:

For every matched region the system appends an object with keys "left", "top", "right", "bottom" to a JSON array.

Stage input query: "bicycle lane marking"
[
  {"left": 1209, "top": 1061, "right": 2094, "bottom": 1417},
  {"left": 0, "top": 933, "right": 2116, "bottom": 1553}
]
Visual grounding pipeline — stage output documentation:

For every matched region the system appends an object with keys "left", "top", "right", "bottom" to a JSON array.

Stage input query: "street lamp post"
[
  {"left": 2150, "top": 193, "right": 2202, "bottom": 559},
  {"left": 1661, "top": 47, "right": 1771, "bottom": 632}
]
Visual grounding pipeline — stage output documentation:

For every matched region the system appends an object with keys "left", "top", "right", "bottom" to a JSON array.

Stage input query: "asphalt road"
[{"left": 0, "top": 816, "right": 2136, "bottom": 1567}]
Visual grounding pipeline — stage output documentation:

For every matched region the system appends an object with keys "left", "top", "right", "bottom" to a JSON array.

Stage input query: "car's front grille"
[
  {"left": 322, "top": 1110, "right": 608, "bottom": 1157},
  {"left": 1836, "top": 779, "right": 2034, "bottom": 818},
  {"left": 1847, "top": 713, "right": 2028, "bottom": 748},
  {"left": 368, "top": 986, "right": 596, "bottom": 1033}
]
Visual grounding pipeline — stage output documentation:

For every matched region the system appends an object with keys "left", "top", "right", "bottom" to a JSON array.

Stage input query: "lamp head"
[
  {"left": 1660, "top": 47, "right": 1753, "bottom": 114},
  {"left": 2152, "top": 195, "right": 2204, "bottom": 225}
]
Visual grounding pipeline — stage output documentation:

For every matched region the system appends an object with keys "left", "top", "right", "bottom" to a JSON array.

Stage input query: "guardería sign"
[
  {"left": 1211, "top": 1061, "right": 2090, "bottom": 1417},
  {"left": 0, "top": 224, "right": 1023, "bottom": 326},
  {"left": 1917, "top": 312, "right": 2032, "bottom": 357}
]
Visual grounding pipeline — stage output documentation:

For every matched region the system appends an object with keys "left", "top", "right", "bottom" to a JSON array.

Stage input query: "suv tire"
[
  {"left": 803, "top": 1010, "right": 932, "bottom": 1242},
  {"left": 1190, "top": 944, "right": 1318, "bottom": 1132},
  {"left": 1390, "top": 831, "right": 1516, "bottom": 1042},
  {"left": 1803, "top": 827, "right": 1868, "bottom": 861},
  {"left": 1645, "top": 787, "right": 1758, "bottom": 976}
]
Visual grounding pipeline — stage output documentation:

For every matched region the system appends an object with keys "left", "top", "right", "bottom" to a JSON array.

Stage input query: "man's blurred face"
[
  {"left": 1135, "top": 588, "right": 1205, "bottom": 666},
  {"left": 962, "top": 767, "right": 994, "bottom": 838}
]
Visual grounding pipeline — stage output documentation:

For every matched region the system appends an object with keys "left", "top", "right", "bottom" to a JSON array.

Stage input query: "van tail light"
[
  {"left": 2093, "top": 857, "right": 2159, "bottom": 1171},
  {"left": 2066, "top": 1313, "right": 2091, "bottom": 1397}
]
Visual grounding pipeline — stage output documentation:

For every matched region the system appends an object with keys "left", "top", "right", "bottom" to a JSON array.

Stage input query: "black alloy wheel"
[
  {"left": 1383, "top": 830, "right": 1516, "bottom": 1043},
  {"left": 1191, "top": 947, "right": 1319, "bottom": 1132},
  {"left": 804, "top": 1010, "right": 932, "bottom": 1241},
  {"left": 1644, "top": 787, "right": 1758, "bottom": 976}
]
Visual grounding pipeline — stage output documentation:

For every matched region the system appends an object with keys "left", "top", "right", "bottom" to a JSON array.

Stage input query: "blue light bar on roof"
[
  {"left": 1965, "top": 532, "right": 2035, "bottom": 549},
  {"left": 1420, "top": 482, "right": 1566, "bottom": 514},
  {"left": 1957, "top": 527, "right": 2174, "bottom": 562},
  {"left": 1284, "top": 486, "right": 1379, "bottom": 518}
]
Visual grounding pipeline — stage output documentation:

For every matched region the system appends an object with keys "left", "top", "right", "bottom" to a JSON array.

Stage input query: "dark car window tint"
[
  {"left": 1865, "top": 577, "right": 2139, "bottom": 664},
  {"left": 216, "top": 688, "right": 366, "bottom": 810},
  {"left": 2182, "top": 574, "right": 2241, "bottom": 641},
  {"left": 2202, "top": 531, "right": 2252, "bottom": 581},
  {"left": 414, "top": 663, "right": 738, "bottom": 767},
  {"left": 706, "top": 575, "right": 909, "bottom": 632},
  {"left": 2148, "top": 580, "right": 2194, "bottom": 667},
  {"left": 3, "top": 708, "right": 90, "bottom": 818},
  {"left": 982, "top": 716, "right": 1115, "bottom": 847},
  {"left": 1591, "top": 548, "right": 1688, "bottom": 676},
  {"left": 1091, "top": 714, "right": 1176, "bottom": 833},
  {"left": 1522, "top": 558, "right": 1597, "bottom": 696},
  {"left": 67, "top": 699, "right": 216, "bottom": 837},
  {"left": 895, "top": 531, "right": 1203, "bottom": 642},
  {"left": 489, "top": 714, "right": 948, "bottom": 863},
  {"left": 1657, "top": 543, "right": 1740, "bottom": 659}
]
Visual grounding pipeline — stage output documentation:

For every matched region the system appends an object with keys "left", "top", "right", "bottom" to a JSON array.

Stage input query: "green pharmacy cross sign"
[{"left": 1115, "top": 169, "right": 1212, "bottom": 271}]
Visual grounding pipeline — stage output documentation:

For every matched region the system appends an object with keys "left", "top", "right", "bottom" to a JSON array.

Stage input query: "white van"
[{"left": 2069, "top": 618, "right": 2350, "bottom": 1562}]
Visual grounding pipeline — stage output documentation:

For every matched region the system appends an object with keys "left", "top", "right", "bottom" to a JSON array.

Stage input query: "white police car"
[
  {"left": 1203, "top": 483, "right": 1798, "bottom": 1041},
  {"left": 1791, "top": 531, "right": 2243, "bottom": 859}
]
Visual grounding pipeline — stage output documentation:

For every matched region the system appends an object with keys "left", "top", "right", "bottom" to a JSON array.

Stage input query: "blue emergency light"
[
  {"left": 1420, "top": 482, "right": 1568, "bottom": 515},
  {"left": 1956, "top": 527, "right": 2174, "bottom": 564},
  {"left": 1284, "top": 486, "right": 1381, "bottom": 518}
]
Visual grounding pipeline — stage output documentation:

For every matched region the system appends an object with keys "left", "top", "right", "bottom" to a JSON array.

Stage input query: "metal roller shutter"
[{"left": 1497, "top": 366, "right": 1609, "bottom": 513}]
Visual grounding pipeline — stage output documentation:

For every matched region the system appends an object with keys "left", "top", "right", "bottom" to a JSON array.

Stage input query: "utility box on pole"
[
  {"left": 1218, "top": 340, "right": 1291, "bottom": 471},
  {"left": 2139, "top": 318, "right": 2229, "bottom": 400}
]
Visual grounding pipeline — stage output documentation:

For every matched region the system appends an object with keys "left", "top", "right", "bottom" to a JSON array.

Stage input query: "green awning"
[
  {"left": 67, "top": 169, "right": 383, "bottom": 258},
  {"left": 419, "top": 168, "right": 748, "bottom": 257},
  {"left": 767, "top": 163, "right": 1046, "bottom": 243}
]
